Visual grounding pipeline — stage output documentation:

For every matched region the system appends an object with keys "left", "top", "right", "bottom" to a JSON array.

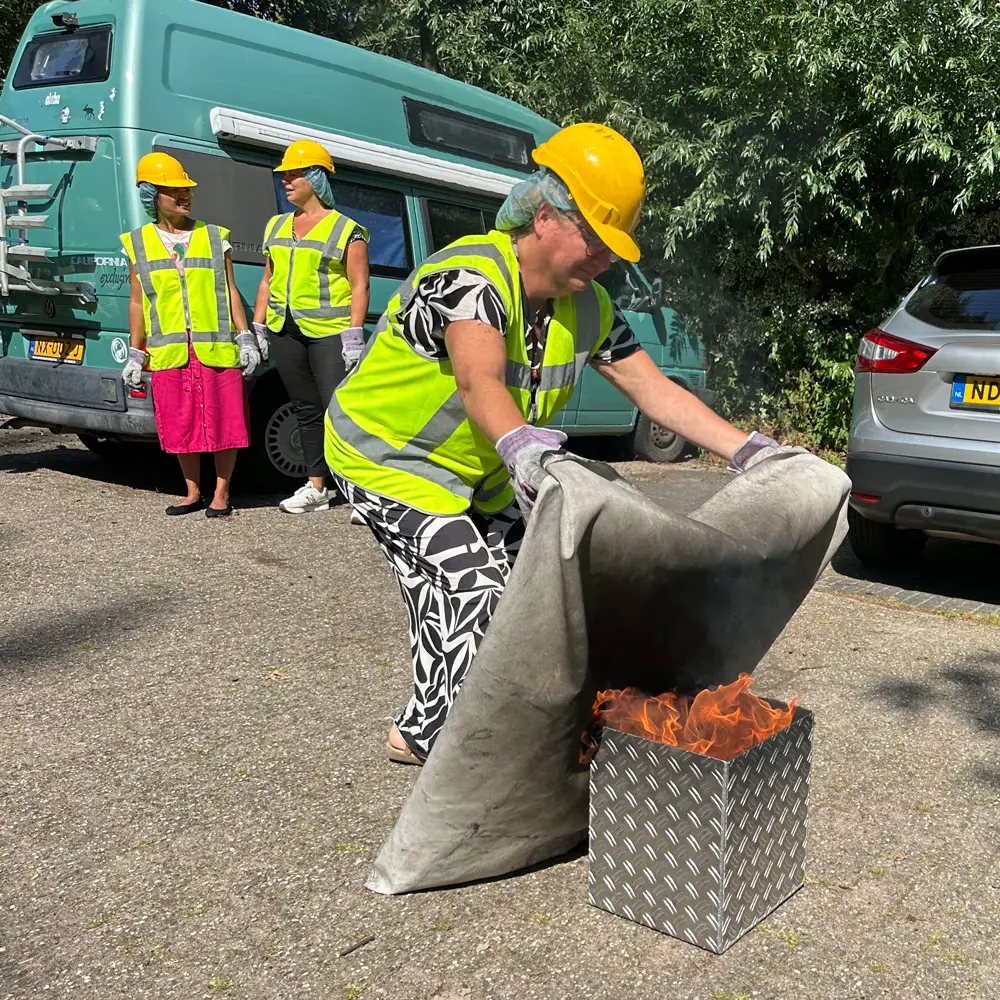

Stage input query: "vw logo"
[
  {"left": 110, "top": 337, "right": 129, "bottom": 364},
  {"left": 43, "top": 297, "right": 55, "bottom": 318}
]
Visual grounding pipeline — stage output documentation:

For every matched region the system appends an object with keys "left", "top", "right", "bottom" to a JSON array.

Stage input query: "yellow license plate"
[{"left": 29, "top": 336, "right": 85, "bottom": 364}]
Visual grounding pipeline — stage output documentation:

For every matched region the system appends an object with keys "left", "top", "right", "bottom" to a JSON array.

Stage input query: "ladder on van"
[{"left": 0, "top": 113, "right": 97, "bottom": 302}]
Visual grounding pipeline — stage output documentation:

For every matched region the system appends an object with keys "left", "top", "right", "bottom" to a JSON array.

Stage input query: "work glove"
[
  {"left": 341, "top": 327, "right": 365, "bottom": 370},
  {"left": 121, "top": 346, "right": 146, "bottom": 390},
  {"left": 235, "top": 330, "right": 261, "bottom": 380},
  {"left": 252, "top": 321, "right": 270, "bottom": 363},
  {"left": 495, "top": 425, "right": 568, "bottom": 521},
  {"left": 728, "top": 431, "right": 807, "bottom": 473}
]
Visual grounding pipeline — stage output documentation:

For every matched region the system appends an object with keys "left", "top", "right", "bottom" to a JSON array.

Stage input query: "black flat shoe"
[
  {"left": 166, "top": 497, "right": 205, "bottom": 516},
  {"left": 205, "top": 504, "right": 233, "bottom": 518}
]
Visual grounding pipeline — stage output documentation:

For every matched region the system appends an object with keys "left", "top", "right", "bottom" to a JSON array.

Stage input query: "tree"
[{"left": 0, "top": 0, "right": 45, "bottom": 86}]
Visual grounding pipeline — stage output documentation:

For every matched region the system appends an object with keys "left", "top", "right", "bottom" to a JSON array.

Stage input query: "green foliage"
[{"left": 0, "top": 0, "right": 46, "bottom": 85}]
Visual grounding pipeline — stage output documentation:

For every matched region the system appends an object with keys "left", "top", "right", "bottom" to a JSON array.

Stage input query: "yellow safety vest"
[
  {"left": 325, "top": 230, "right": 614, "bottom": 516},
  {"left": 121, "top": 221, "right": 238, "bottom": 371},
  {"left": 262, "top": 210, "right": 367, "bottom": 338}
]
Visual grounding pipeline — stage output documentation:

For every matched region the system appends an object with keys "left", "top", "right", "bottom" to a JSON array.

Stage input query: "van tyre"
[
  {"left": 847, "top": 506, "right": 927, "bottom": 568},
  {"left": 246, "top": 377, "right": 307, "bottom": 492},
  {"left": 630, "top": 413, "right": 688, "bottom": 463}
]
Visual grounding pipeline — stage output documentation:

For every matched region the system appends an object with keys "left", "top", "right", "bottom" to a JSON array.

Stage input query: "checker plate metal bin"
[{"left": 587, "top": 705, "right": 812, "bottom": 953}]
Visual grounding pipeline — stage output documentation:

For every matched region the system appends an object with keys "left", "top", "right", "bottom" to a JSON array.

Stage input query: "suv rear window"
[
  {"left": 13, "top": 26, "right": 112, "bottom": 90},
  {"left": 905, "top": 249, "right": 1000, "bottom": 330}
]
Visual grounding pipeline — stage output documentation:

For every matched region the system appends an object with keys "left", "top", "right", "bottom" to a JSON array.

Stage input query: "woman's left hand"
[{"left": 235, "top": 330, "right": 261, "bottom": 379}]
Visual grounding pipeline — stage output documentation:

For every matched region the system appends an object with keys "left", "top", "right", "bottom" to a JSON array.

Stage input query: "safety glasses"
[{"left": 565, "top": 211, "right": 619, "bottom": 263}]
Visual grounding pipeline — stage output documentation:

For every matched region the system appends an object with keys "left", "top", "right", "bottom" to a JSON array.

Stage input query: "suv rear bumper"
[
  {"left": 0, "top": 357, "right": 156, "bottom": 438},
  {"left": 847, "top": 451, "right": 1000, "bottom": 529}
]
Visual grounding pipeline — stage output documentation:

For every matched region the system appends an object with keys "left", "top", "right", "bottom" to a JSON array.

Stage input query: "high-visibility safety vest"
[
  {"left": 121, "top": 221, "right": 238, "bottom": 371},
  {"left": 262, "top": 210, "right": 367, "bottom": 338},
  {"left": 325, "top": 230, "right": 615, "bottom": 516}
]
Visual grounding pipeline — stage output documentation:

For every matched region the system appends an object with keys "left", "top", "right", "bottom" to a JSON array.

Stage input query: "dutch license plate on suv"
[{"left": 29, "top": 335, "right": 85, "bottom": 364}]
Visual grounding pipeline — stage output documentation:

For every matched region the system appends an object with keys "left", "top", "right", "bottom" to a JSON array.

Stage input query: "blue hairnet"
[
  {"left": 495, "top": 168, "right": 575, "bottom": 231},
  {"left": 138, "top": 181, "right": 159, "bottom": 220},
  {"left": 304, "top": 166, "right": 336, "bottom": 208}
]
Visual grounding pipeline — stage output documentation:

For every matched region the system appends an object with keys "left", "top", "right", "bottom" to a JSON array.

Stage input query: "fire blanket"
[{"left": 367, "top": 451, "right": 850, "bottom": 894}]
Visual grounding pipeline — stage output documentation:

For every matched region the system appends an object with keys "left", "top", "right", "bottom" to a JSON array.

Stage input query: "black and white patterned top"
[{"left": 401, "top": 268, "right": 641, "bottom": 366}]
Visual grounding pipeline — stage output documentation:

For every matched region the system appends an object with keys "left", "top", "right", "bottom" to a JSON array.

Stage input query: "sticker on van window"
[
  {"left": 109, "top": 87, "right": 116, "bottom": 101},
  {"left": 98, "top": 101, "right": 105, "bottom": 122},
  {"left": 60, "top": 107, "right": 70, "bottom": 124},
  {"left": 44, "top": 91, "right": 59, "bottom": 106}
]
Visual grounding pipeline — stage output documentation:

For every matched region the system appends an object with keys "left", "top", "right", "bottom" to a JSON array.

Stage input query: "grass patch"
[
  {"left": 915, "top": 802, "right": 934, "bottom": 815},
  {"left": 433, "top": 918, "right": 453, "bottom": 932},
  {"left": 208, "top": 976, "right": 232, "bottom": 991},
  {"left": 335, "top": 841, "right": 367, "bottom": 853},
  {"left": 869, "top": 866, "right": 885, "bottom": 876},
  {"left": 773, "top": 929, "right": 801, "bottom": 949},
  {"left": 265, "top": 667, "right": 289, "bottom": 681},
  {"left": 521, "top": 912, "right": 551, "bottom": 925},
  {"left": 710, "top": 991, "right": 750, "bottom": 1000},
  {"left": 344, "top": 983, "right": 366, "bottom": 1000},
  {"left": 185, "top": 903, "right": 209, "bottom": 917},
  {"left": 943, "top": 949, "right": 970, "bottom": 964},
  {"left": 869, "top": 961, "right": 894, "bottom": 974}
]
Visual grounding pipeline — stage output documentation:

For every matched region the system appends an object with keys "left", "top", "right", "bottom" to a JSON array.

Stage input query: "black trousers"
[{"left": 269, "top": 318, "right": 346, "bottom": 479}]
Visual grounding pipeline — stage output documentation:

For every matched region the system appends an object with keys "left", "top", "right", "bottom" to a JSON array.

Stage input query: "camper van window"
[
  {"left": 403, "top": 99, "right": 534, "bottom": 173},
  {"left": 13, "top": 26, "right": 112, "bottom": 89},
  {"left": 272, "top": 175, "right": 411, "bottom": 278},
  {"left": 425, "top": 199, "right": 503, "bottom": 252}
]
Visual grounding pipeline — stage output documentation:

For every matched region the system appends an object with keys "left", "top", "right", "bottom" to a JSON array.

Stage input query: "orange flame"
[{"left": 592, "top": 674, "right": 794, "bottom": 761}]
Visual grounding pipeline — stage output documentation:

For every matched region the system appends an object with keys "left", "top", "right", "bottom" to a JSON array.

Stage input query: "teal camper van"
[{"left": 0, "top": 0, "right": 711, "bottom": 486}]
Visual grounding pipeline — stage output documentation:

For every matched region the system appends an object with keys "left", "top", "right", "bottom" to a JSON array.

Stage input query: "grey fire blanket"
[{"left": 367, "top": 451, "right": 851, "bottom": 894}]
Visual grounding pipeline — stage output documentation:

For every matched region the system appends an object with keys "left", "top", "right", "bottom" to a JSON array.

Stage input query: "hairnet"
[
  {"left": 495, "top": 168, "right": 575, "bottom": 231},
  {"left": 138, "top": 181, "right": 159, "bottom": 220},
  {"left": 304, "top": 166, "right": 336, "bottom": 208}
]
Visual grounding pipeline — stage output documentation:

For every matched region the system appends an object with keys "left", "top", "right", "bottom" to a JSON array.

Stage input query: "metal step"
[
  {"left": 6, "top": 214, "right": 48, "bottom": 229},
  {"left": 2, "top": 184, "right": 51, "bottom": 201},
  {"left": 6, "top": 244, "right": 50, "bottom": 259}
]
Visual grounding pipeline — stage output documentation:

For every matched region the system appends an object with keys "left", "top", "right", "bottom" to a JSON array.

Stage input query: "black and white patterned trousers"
[{"left": 331, "top": 473, "right": 524, "bottom": 759}]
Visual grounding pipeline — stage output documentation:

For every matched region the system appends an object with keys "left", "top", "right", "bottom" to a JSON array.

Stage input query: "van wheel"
[
  {"left": 847, "top": 506, "right": 927, "bottom": 568},
  {"left": 246, "top": 379, "right": 306, "bottom": 491},
  {"left": 630, "top": 414, "right": 688, "bottom": 463}
]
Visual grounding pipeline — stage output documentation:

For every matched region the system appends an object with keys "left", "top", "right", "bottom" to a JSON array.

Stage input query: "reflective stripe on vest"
[
  {"left": 263, "top": 210, "right": 365, "bottom": 337},
  {"left": 324, "top": 230, "right": 615, "bottom": 516},
  {"left": 121, "top": 222, "right": 237, "bottom": 371}
]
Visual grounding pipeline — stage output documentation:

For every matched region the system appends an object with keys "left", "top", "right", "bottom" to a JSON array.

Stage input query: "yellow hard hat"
[
  {"left": 274, "top": 139, "right": 335, "bottom": 174},
  {"left": 532, "top": 123, "right": 645, "bottom": 262},
  {"left": 136, "top": 152, "right": 197, "bottom": 188}
]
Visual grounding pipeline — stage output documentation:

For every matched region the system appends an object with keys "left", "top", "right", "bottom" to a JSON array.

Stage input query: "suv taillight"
[{"left": 856, "top": 329, "right": 936, "bottom": 373}]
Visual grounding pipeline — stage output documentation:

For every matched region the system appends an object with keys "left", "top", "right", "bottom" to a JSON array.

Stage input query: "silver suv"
[{"left": 847, "top": 245, "right": 1000, "bottom": 567}]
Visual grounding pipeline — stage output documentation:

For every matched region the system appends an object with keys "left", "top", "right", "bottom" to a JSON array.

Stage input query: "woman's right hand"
[
  {"left": 122, "top": 347, "right": 146, "bottom": 389},
  {"left": 252, "top": 321, "right": 270, "bottom": 363}
]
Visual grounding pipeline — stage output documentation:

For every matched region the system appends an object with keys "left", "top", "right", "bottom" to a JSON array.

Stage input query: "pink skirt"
[{"left": 150, "top": 348, "right": 250, "bottom": 454}]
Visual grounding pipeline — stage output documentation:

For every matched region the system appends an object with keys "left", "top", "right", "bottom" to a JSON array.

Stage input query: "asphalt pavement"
[{"left": 2, "top": 429, "right": 999, "bottom": 1000}]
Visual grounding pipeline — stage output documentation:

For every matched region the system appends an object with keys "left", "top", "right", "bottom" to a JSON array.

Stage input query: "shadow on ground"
[
  {"left": 870, "top": 650, "right": 1000, "bottom": 787},
  {"left": 831, "top": 535, "right": 1000, "bottom": 607},
  {"left": 0, "top": 437, "right": 290, "bottom": 508}
]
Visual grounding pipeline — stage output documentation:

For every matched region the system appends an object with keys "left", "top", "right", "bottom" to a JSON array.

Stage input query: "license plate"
[{"left": 29, "top": 336, "right": 85, "bottom": 364}]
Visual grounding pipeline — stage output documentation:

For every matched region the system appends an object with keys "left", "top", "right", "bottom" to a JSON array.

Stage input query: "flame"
[{"left": 592, "top": 674, "right": 794, "bottom": 761}]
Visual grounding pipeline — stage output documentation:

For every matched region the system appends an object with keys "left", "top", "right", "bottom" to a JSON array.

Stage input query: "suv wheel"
[
  {"left": 847, "top": 506, "right": 927, "bottom": 568},
  {"left": 246, "top": 379, "right": 306, "bottom": 491},
  {"left": 630, "top": 413, "right": 689, "bottom": 463}
]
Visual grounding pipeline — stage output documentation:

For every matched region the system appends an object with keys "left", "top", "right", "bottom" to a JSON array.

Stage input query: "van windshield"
[{"left": 13, "top": 26, "right": 112, "bottom": 89}]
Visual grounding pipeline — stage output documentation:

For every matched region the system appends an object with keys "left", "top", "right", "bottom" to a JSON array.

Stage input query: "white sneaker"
[
  {"left": 350, "top": 508, "right": 365, "bottom": 525},
  {"left": 279, "top": 482, "right": 332, "bottom": 514}
]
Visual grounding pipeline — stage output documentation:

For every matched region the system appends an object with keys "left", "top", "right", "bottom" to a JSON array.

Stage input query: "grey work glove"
[
  {"left": 235, "top": 330, "right": 261, "bottom": 379},
  {"left": 495, "top": 425, "right": 568, "bottom": 521},
  {"left": 121, "top": 346, "right": 146, "bottom": 390},
  {"left": 341, "top": 326, "right": 365, "bottom": 370},
  {"left": 252, "top": 321, "right": 270, "bottom": 363},
  {"left": 728, "top": 431, "right": 807, "bottom": 473}
]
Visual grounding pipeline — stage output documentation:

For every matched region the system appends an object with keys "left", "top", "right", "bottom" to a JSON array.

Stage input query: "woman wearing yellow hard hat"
[
  {"left": 121, "top": 151, "right": 259, "bottom": 517},
  {"left": 324, "top": 122, "right": 790, "bottom": 764},
  {"left": 253, "top": 139, "right": 370, "bottom": 514}
]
